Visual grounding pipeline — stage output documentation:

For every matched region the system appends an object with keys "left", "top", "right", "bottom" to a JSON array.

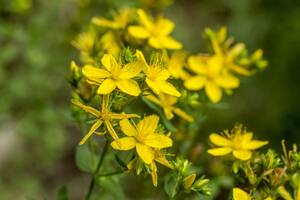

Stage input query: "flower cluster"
[{"left": 69, "top": 5, "right": 272, "bottom": 199}]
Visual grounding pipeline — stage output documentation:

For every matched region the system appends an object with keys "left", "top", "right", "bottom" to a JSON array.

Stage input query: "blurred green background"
[{"left": 0, "top": 0, "right": 299, "bottom": 199}]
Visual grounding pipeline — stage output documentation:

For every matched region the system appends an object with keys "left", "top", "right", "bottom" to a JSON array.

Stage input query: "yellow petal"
[
  {"left": 136, "top": 143, "right": 154, "bottom": 164},
  {"left": 97, "top": 79, "right": 116, "bottom": 94},
  {"left": 173, "top": 108, "right": 194, "bottom": 122},
  {"left": 82, "top": 65, "right": 111, "bottom": 79},
  {"left": 215, "top": 73, "right": 240, "bottom": 88},
  {"left": 242, "top": 132, "right": 253, "bottom": 141},
  {"left": 209, "top": 133, "right": 233, "bottom": 147},
  {"left": 116, "top": 79, "right": 141, "bottom": 96},
  {"left": 146, "top": 78, "right": 161, "bottom": 94},
  {"left": 184, "top": 76, "right": 206, "bottom": 90},
  {"left": 120, "top": 62, "right": 141, "bottom": 79},
  {"left": 233, "top": 188, "right": 251, "bottom": 200},
  {"left": 120, "top": 119, "right": 138, "bottom": 137},
  {"left": 160, "top": 81, "right": 181, "bottom": 97},
  {"left": 227, "top": 43, "right": 245, "bottom": 61},
  {"left": 205, "top": 81, "right": 222, "bottom": 103},
  {"left": 154, "top": 155, "right": 173, "bottom": 169},
  {"left": 156, "top": 18, "right": 174, "bottom": 36},
  {"left": 137, "top": 9, "right": 153, "bottom": 29},
  {"left": 101, "top": 54, "right": 117, "bottom": 71},
  {"left": 207, "top": 147, "right": 232, "bottom": 156},
  {"left": 144, "top": 133, "right": 173, "bottom": 148},
  {"left": 232, "top": 150, "right": 252, "bottom": 160},
  {"left": 91, "top": 17, "right": 119, "bottom": 29},
  {"left": 128, "top": 25, "right": 150, "bottom": 39},
  {"left": 150, "top": 162, "right": 158, "bottom": 187},
  {"left": 164, "top": 108, "right": 174, "bottom": 120},
  {"left": 111, "top": 137, "right": 136, "bottom": 150},
  {"left": 79, "top": 120, "right": 103, "bottom": 145},
  {"left": 157, "top": 69, "right": 170, "bottom": 81},
  {"left": 188, "top": 55, "right": 208, "bottom": 75},
  {"left": 229, "top": 64, "right": 252, "bottom": 76},
  {"left": 110, "top": 113, "right": 140, "bottom": 119},
  {"left": 160, "top": 36, "right": 182, "bottom": 50},
  {"left": 245, "top": 140, "right": 268, "bottom": 150},
  {"left": 71, "top": 100, "right": 100, "bottom": 117},
  {"left": 137, "top": 115, "right": 159, "bottom": 135},
  {"left": 148, "top": 37, "right": 163, "bottom": 49},
  {"left": 104, "top": 120, "right": 119, "bottom": 140},
  {"left": 136, "top": 50, "right": 149, "bottom": 72}
]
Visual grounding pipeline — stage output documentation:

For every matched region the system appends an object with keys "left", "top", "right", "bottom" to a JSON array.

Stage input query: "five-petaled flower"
[
  {"left": 82, "top": 54, "right": 141, "bottom": 96},
  {"left": 184, "top": 55, "right": 240, "bottom": 103},
  {"left": 136, "top": 50, "right": 181, "bottom": 97},
  {"left": 111, "top": 115, "right": 173, "bottom": 164},
  {"left": 128, "top": 9, "right": 182, "bottom": 49},
  {"left": 72, "top": 95, "right": 139, "bottom": 145},
  {"left": 207, "top": 124, "right": 268, "bottom": 160}
]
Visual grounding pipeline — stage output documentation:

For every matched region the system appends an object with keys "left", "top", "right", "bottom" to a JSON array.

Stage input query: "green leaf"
[
  {"left": 96, "top": 176, "right": 126, "bottom": 200},
  {"left": 75, "top": 144, "right": 99, "bottom": 173},
  {"left": 57, "top": 185, "right": 68, "bottom": 200},
  {"left": 164, "top": 173, "right": 179, "bottom": 198}
]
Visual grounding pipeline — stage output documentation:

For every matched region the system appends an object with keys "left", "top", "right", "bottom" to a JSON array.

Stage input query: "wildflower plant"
[{"left": 67, "top": 2, "right": 299, "bottom": 200}]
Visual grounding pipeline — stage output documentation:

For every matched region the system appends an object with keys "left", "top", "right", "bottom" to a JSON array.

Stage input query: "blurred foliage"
[{"left": 0, "top": 0, "right": 299, "bottom": 199}]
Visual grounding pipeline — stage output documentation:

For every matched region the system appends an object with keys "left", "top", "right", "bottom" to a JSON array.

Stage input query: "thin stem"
[
  {"left": 98, "top": 169, "right": 126, "bottom": 177},
  {"left": 85, "top": 139, "right": 109, "bottom": 200}
]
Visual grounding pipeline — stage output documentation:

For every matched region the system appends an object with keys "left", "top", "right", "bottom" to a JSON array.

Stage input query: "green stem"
[
  {"left": 98, "top": 169, "right": 125, "bottom": 177},
  {"left": 85, "top": 139, "right": 109, "bottom": 200}
]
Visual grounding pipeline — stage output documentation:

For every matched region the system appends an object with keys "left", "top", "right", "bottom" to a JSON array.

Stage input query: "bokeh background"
[{"left": 0, "top": 0, "right": 299, "bottom": 199}]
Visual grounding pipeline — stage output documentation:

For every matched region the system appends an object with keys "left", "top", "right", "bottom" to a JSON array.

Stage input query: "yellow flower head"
[
  {"left": 82, "top": 54, "right": 142, "bottom": 96},
  {"left": 111, "top": 115, "right": 173, "bottom": 164},
  {"left": 145, "top": 93, "right": 193, "bottom": 122},
  {"left": 207, "top": 124, "right": 268, "bottom": 160},
  {"left": 205, "top": 27, "right": 267, "bottom": 76},
  {"left": 128, "top": 9, "right": 182, "bottom": 49},
  {"left": 136, "top": 50, "right": 181, "bottom": 97},
  {"left": 92, "top": 8, "right": 133, "bottom": 29},
  {"left": 184, "top": 55, "right": 240, "bottom": 103},
  {"left": 72, "top": 95, "right": 139, "bottom": 144}
]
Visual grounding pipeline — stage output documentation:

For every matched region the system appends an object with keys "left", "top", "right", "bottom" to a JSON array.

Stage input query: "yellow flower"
[
  {"left": 82, "top": 54, "right": 141, "bottom": 96},
  {"left": 128, "top": 9, "right": 182, "bottom": 49},
  {"left": 100, "top": 31, "right": 121, "bottom": 57},
  {"left": 111, "top": 115, "right": 173, "bottom": 164},
  {"left": 163, "top": 51, "right": 190, "bottom": 80},
  {"left": 144, "top": 93, "right": 193, "bottom": 122},
  {"left": 207, "top": 124, "right": 268, "bottom": 160},
  {"left": 72, "top": 95, "right": 139, "bottom": 144},
  {"left": 136, "top": 50, "right": 181, "bottom": 97},
  {"left": 184, "top": 55, "right": 240, "bottom": 103},
  {"left": 232, "top": 188, "right": 251, "bottom": 200},
  {"left": 206, "top": 27, "right": 257, "bottom": 76},
  {"left": 92, "top": 8, "right": 133, "bottom": 29}
]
